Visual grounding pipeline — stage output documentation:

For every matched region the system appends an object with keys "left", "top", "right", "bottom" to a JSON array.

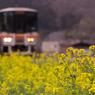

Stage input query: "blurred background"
[{"left": 1, "top": 0, "right": 95, "bottom": 53}]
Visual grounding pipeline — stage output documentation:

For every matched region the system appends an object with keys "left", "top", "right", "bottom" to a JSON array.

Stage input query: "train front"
[{"left": 0, "top": 7, "right": 38, "bottom": 55}]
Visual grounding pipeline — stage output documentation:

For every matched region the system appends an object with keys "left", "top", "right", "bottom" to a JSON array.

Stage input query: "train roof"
[{"left": 0, "top": 7, "right": 37, "bottom": 13}]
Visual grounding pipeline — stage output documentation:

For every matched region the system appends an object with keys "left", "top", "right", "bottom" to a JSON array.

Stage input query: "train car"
[{"left": 0, "top": 7, "right": 39, "bottom": 55}]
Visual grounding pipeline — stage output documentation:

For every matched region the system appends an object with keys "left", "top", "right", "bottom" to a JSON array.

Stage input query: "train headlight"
[
  {"left": 27, "top": 38, "right": 34, "bottom": 42},
  {"left": 27, "top": 38, "right": 31, "bottom": 42},
  {"left": 4, "top": 37, "right": 8, "bottom": 42},
  {"left": 8, "top": 38, "right": 12, "bottom": 42},
  {"left": 31, "top": 38, "right": 34, "bottom": 42},
  {"left": 3, "top": 37, "right": 12, "bottom": 43}
]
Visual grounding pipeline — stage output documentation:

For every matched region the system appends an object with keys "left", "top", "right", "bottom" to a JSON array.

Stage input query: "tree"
[
  {"left": 37, "top": 5, "right": 57, "bottom": 31},
  {"left": 60, "top": 12, "right": 82, "bottom": 30},
  {"left": 76, "top": 17, "right": 95, "bottom": 40}
]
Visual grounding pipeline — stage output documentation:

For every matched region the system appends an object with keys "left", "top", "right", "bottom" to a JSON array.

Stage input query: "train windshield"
[
  {"left": 0, "top": 11, "right": 37, "bottom": 33},
  {"left": 0, "top": 12, "right": 13, "bottom": 32},
  {"left": 14, "top": 14, "right": 26, "bottom": 33}
]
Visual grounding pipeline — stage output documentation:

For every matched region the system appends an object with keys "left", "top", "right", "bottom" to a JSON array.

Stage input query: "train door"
[{"left": 13, "top": 12, "right": 26, "bottom": 33}]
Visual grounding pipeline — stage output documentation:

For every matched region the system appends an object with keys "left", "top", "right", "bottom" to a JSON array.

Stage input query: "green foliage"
[
  {"left": 63, "top": 31, "right": 76, "bottom": 39},
  {"left": 76, "top": 32, "right": 90, "bottom": 40},
  {"left": 62, "top": 17, "right": 95, "bottom": 40}
]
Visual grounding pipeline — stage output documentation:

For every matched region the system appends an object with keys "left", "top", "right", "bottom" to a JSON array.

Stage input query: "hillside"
[
  {"left": 32, "top": 0, "right": 95, "bottom": 18},
  {"left": 51, "top": 0, "right": 95, "bottom": 18},
  {"left": 0, "top": 0, "right": 95, "bottom": 18}
]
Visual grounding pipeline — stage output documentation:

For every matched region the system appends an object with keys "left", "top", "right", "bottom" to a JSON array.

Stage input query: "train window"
[
  {"left": 0, "top": 13, "right": 4, "bottom": 31},
  {"left": 26, "top": 12, "right": 37, "bottom": 32},
  {"left": 0, "top": 12, "right": 13, "bottom": 32}
]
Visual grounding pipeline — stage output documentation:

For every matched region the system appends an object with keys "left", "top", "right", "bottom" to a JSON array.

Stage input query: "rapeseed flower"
[{"left": 0, "top": 45, "right": 95, "bottom": 94}]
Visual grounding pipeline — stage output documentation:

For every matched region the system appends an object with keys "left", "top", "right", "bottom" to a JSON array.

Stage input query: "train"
[{"left": 0, "top": 7, "right": 39, "bottom": 55}]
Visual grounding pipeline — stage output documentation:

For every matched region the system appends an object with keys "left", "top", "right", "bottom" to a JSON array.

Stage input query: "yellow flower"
[{"left": 20, "top": 93, "right": 23, "bottom": 95}]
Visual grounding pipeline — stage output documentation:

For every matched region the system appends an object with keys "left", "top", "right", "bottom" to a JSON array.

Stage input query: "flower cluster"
[{"left": 0, "top": 46, "right": 95, "bottom": 95}]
